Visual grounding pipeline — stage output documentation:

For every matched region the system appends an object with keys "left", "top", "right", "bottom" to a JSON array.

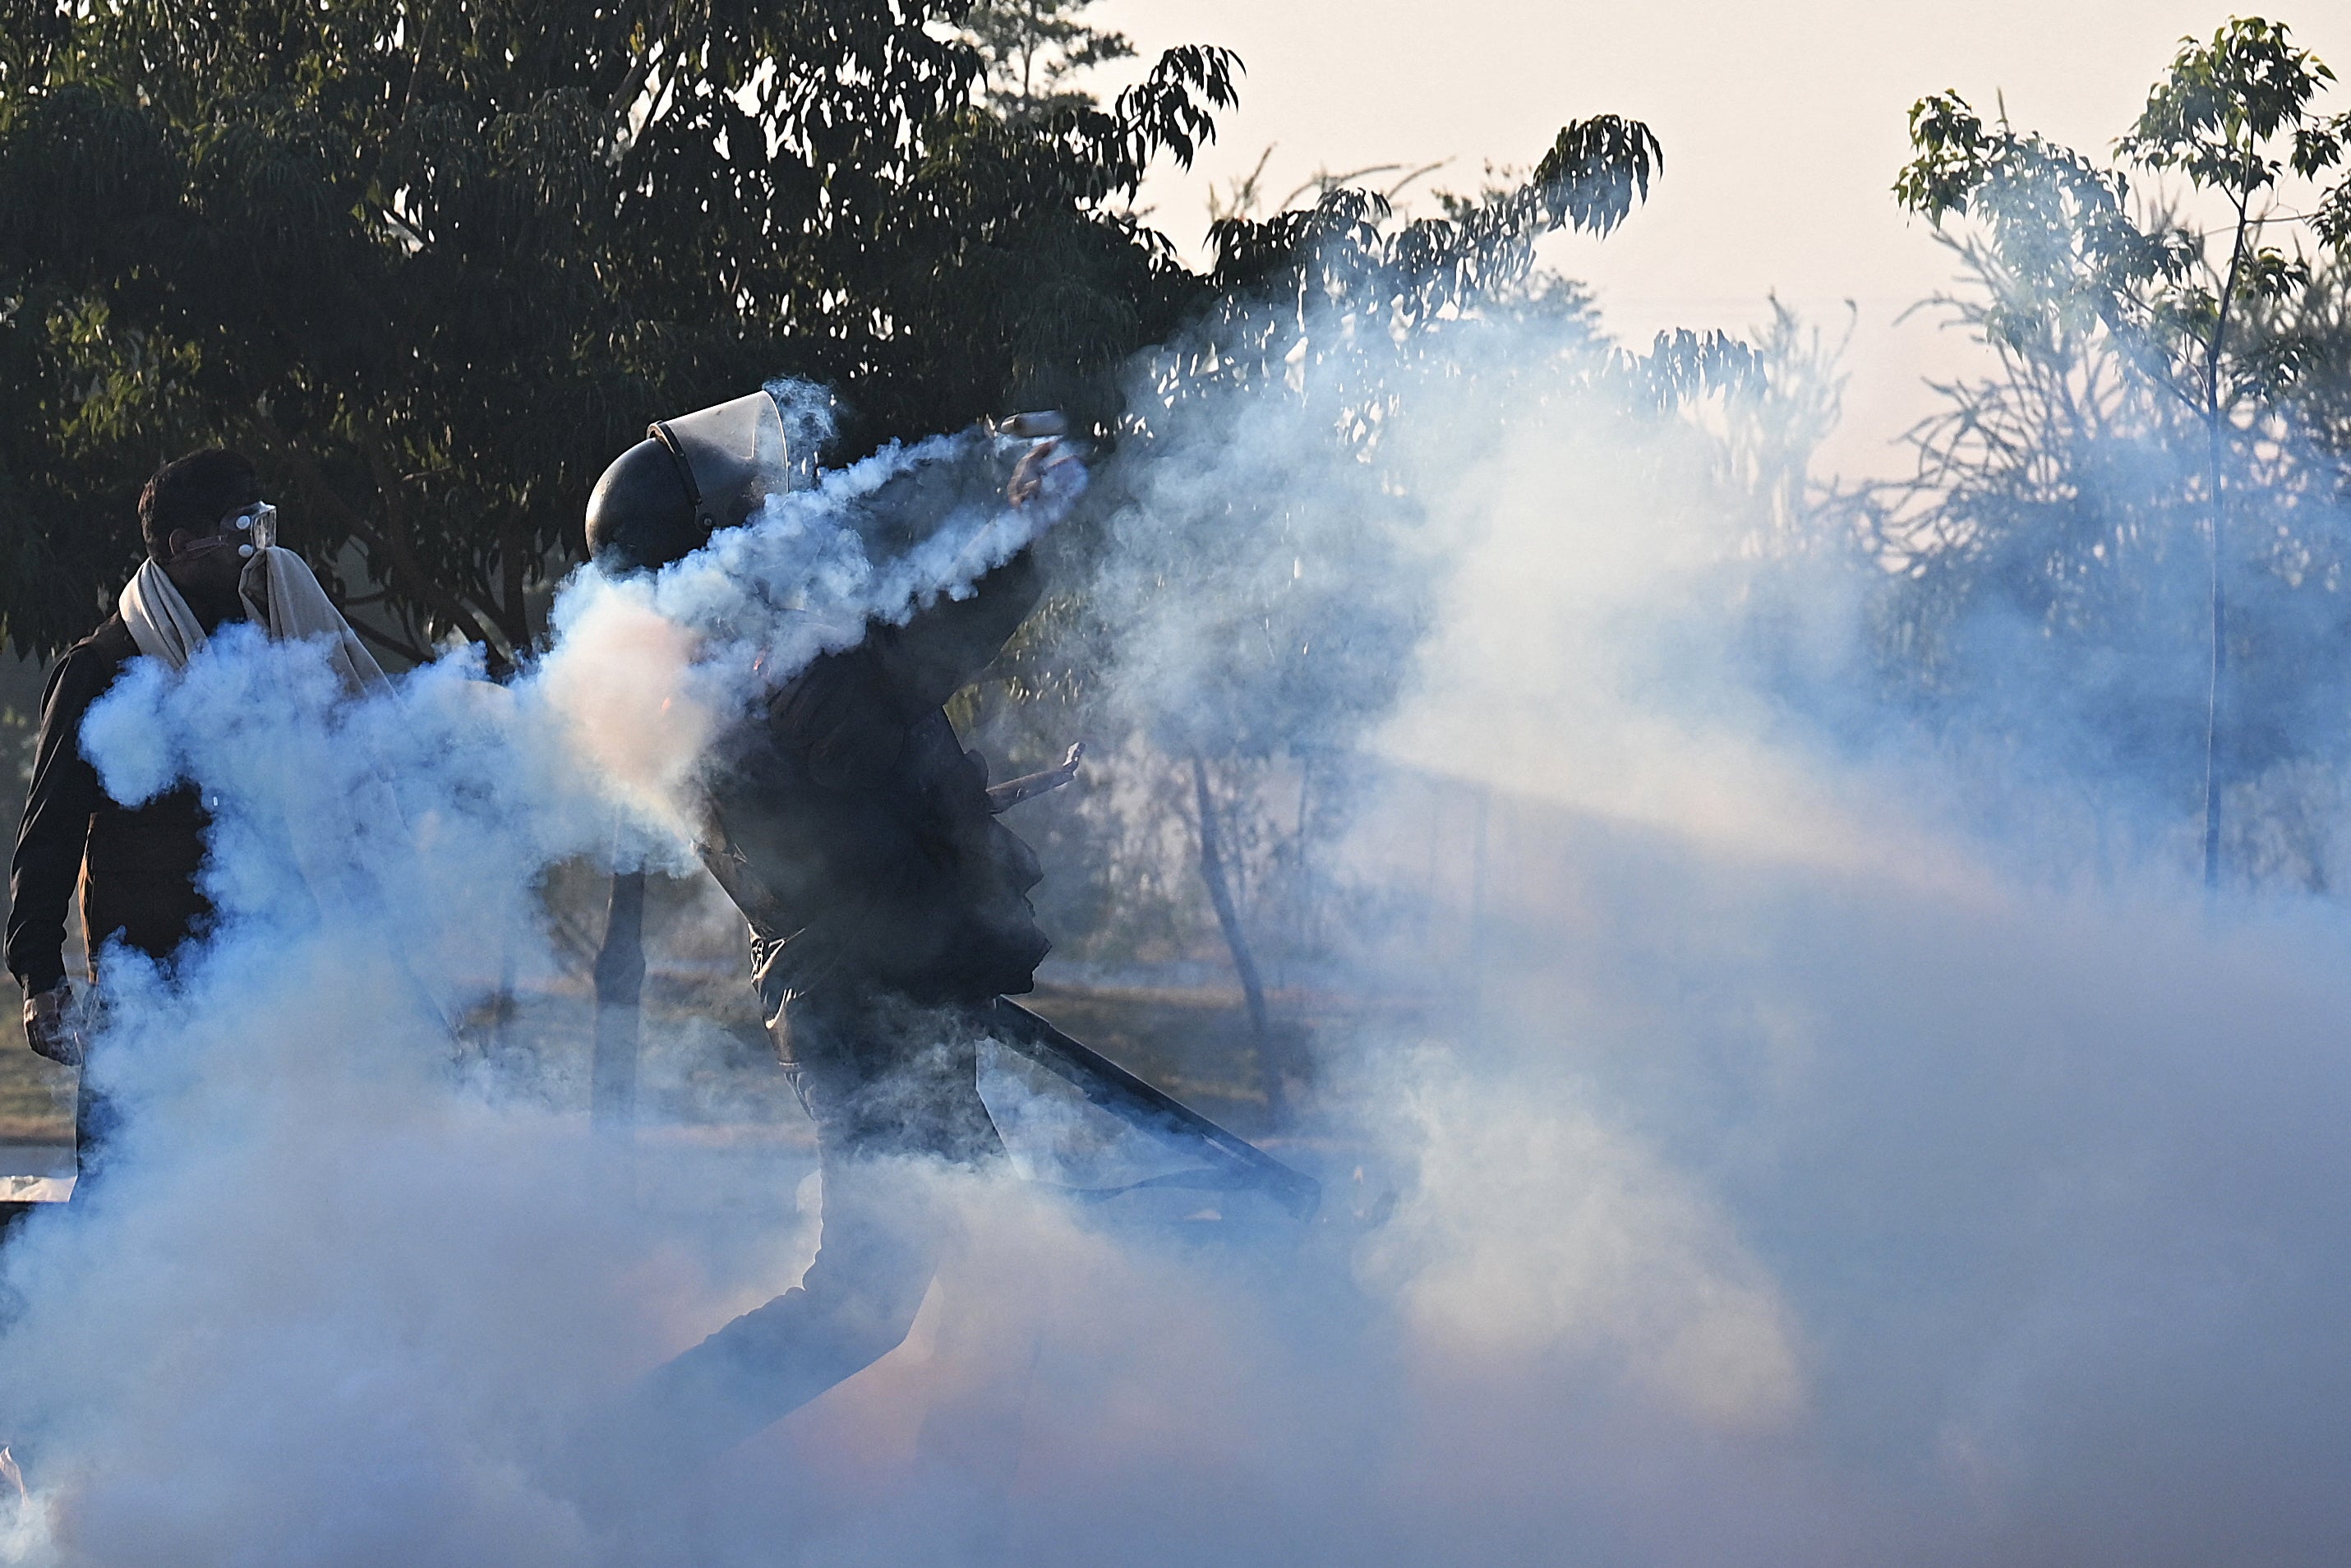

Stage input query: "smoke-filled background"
[{"left": 3, "top": 5, "right": 2351, "bottom": 1566}]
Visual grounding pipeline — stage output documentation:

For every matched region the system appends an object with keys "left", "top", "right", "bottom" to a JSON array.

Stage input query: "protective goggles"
[{"left": 222, "top": 501, "right": 279, "bottom": 556}]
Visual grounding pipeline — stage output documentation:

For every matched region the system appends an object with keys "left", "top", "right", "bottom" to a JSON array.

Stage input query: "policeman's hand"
[
  {"left": 1005, "top": 416, "right": 1081, "bottom": 510},
  {"left": 22, "top": 984, "right": 81, "bottom": 1068}
]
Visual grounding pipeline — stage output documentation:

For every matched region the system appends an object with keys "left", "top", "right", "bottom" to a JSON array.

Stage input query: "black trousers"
[{"left": 621, "top": 989, "right": 1005, "bottom": 1463}]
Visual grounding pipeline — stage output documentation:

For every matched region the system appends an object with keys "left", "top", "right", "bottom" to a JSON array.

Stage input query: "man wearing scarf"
[{"left": 6, "top": 447, "right": 384, "bottom": 1183}]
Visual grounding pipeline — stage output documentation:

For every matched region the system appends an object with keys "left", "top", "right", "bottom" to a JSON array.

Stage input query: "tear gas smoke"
[{"left": 1, "top": 297, "right": 2347, "bottom": 1568}]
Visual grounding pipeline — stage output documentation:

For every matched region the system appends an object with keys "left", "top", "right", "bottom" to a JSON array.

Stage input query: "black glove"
[{"left": 22, "top": 982, "right": 83, "bottom": 1067}]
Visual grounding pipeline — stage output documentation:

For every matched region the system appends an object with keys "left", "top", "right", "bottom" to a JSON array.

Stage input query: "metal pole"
[{"left": 590, "top": 864, "right": 646, "bottom": 1132}]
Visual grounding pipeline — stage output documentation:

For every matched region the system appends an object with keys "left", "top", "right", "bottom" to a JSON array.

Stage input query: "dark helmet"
[{"left": 584, "top": 390, "right": 794, "bottom": 573}]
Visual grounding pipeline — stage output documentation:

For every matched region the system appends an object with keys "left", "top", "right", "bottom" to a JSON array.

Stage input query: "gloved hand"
[
  {"left": 998, "top": 410, "right": 1077, "bottom": 510},
  {"left": 1007, "top": 436, "right": 1080, "bottom": 509},
  {"left": 22, "top": 982, "right": 82, "bottom": 1068}
]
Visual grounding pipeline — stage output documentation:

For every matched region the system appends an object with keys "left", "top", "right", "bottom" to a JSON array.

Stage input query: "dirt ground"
[{"left": 0, "top": 970, "right": 1321, "bottom": 1151}]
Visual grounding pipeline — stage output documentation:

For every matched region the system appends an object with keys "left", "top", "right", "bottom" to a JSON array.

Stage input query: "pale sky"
[{"left": 1095, "top": 1, "right": 2351, "bottom": 480}]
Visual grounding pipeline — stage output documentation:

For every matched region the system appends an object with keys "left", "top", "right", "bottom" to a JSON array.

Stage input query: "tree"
[
  {"left": 962, "top": 0, "right": 1135, "bottom": 121},
  {"left": 966, "top": 118, "right": 1763, "bottom": 1117},
  {"left": 1894, "top": 17, "right": 2351, "bottom": 886},
  {"left": 0, "top": 0, "right": 1236, "bottom": 665}
]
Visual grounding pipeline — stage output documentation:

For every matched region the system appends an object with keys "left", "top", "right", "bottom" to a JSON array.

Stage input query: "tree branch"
[
  {"left": 348, "top": 616, "right": 433, "bottom": 668},
  {"left": 285, "top": 443, "right": 507, "bottom": 663}
]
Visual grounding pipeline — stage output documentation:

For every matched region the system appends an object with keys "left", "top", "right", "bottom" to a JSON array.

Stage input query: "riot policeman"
[{"left": 581, "top": 390, "right": 1079, "bottom": 1460}]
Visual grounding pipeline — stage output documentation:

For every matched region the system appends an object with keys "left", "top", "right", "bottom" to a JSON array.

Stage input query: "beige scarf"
[{"left": 119, "top": 548, "right": 389, "bottom": 696}]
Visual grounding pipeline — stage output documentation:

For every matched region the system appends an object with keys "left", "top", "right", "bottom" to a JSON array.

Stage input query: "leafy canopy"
[
  {"left": 1896, "top": 17, "right": 2350, "bottom": 420},
  {"left": 962, "top": 0, "right": 1136, "bottom": 120},
  {"left": 0, "top": 0, "right": 1236, "bottom": 662},
  {"left": 1878, "top": 16, "right": 2351, "bottom": 881}
]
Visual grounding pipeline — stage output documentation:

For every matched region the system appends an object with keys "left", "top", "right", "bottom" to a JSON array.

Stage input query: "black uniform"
[
  {"left": 701, "top": 546, "right": 1051, "bottom": 1017},
  {"left": 626, "top": 546, "right": 1053, "bottom": 1462},
  {"left": 7, "top": 615, "right": 214, "bottom": 1174}
]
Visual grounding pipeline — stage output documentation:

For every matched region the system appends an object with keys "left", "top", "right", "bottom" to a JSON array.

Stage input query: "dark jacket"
[
  {"left": 7, "top": 616, "right": 212, "bottom": 994},
  {"left": 698, "top": 548, "right": 1050, "bottom": 1011}
]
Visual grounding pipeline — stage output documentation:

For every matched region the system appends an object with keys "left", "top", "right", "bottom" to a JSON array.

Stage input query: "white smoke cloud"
[{"left": 0, "top": 301, "right": 2345, "bottom": 1568}]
